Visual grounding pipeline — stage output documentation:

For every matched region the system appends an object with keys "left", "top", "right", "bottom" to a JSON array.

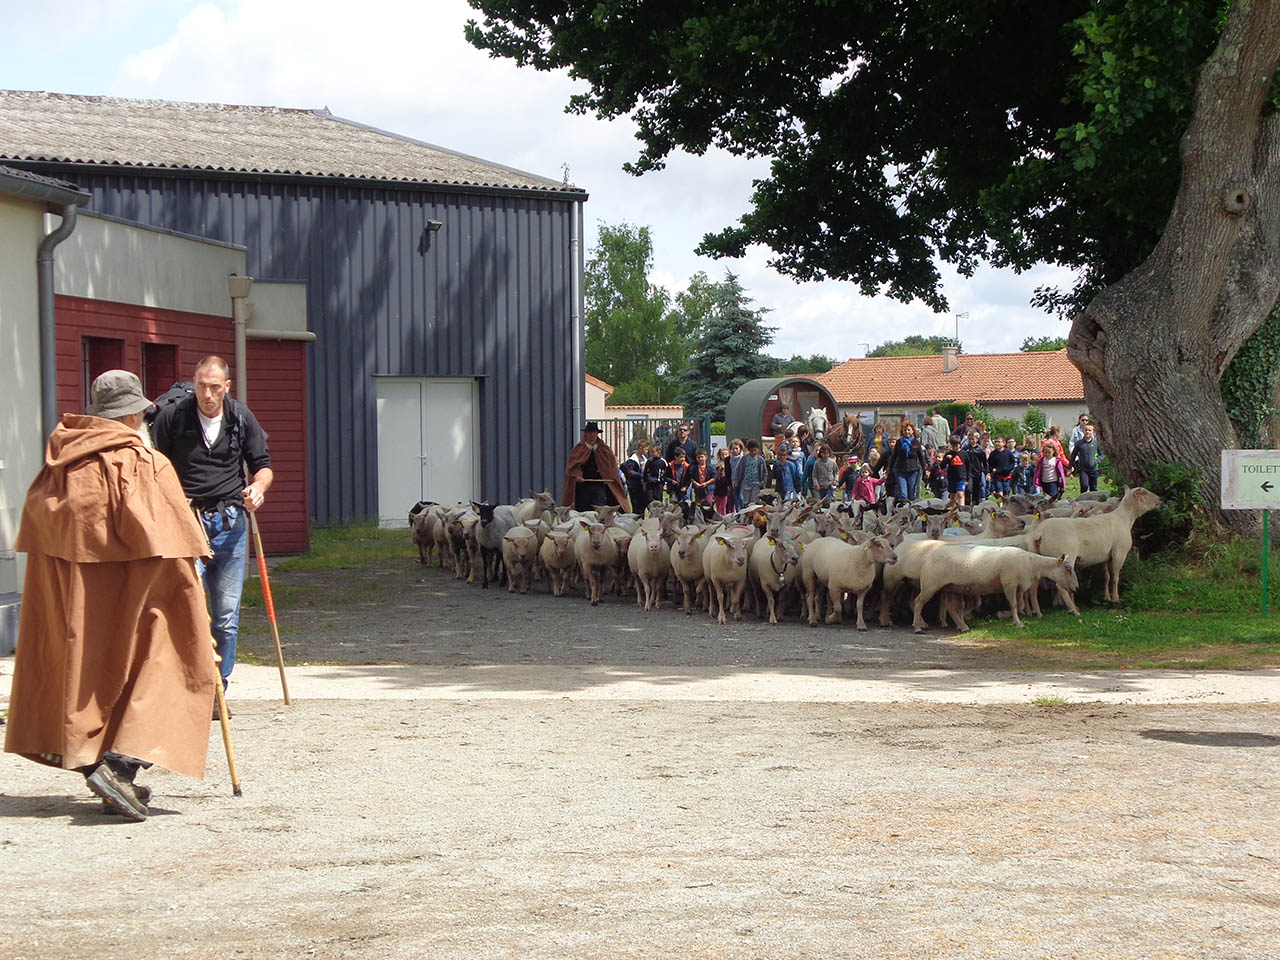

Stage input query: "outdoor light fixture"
[
  {"left": 427, "top": 220, "right": 443, "bottom": 232},
  {"left": 419, "top": 220, "right": 444, "bottom": 255}
]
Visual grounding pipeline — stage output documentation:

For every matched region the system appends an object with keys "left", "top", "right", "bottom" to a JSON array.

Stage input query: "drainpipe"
[
  {"left": 37, "top": 204, "right": 78, "bottom": 437},
  {"left": 570, "top": 200, "right": 583, "bottom": 434},
  {"left": 227, "top": 275, "right": 254, "bottom": 404}
]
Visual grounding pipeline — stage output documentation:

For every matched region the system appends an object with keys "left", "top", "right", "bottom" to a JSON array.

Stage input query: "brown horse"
[{"left": 826, "top": 414, "right": 864, "bottom": 454}]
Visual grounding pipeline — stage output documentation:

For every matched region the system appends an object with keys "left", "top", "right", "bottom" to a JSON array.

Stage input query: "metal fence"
[{"left": 594, "top": 416, "right": 713, "bottom": 459}]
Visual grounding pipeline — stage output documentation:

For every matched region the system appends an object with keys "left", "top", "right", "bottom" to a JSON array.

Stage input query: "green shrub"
[
  {"left": 1022, "top": 406, "right": 1047, "bottom": 435},
  {"left": 710, "top": 421, "right": 726, "bottom": 435},
  {"left": 1102, "top": 456, "right": 1203, "bottom": 555},
  {"left": 986, "top": 416, "right": 1022, "bottom": 439}
]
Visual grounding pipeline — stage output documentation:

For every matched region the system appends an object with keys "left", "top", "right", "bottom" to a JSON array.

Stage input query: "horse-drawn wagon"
[{"left": 724, "top": 377, "right": 855, "bottom": 453}]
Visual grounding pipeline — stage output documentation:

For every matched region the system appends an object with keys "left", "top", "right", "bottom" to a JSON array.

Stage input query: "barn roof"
[
  {"left": 816, "top": 350, "right": 1084, "bottom": 405},
  {"left": 0, "top": 90, "right": 584, "bottom": 195}
]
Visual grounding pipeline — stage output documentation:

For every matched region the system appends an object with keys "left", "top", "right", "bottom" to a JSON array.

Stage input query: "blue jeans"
[
  {"left": 895, "top": 470, "right": 919, "bottom": 502},
  {"left": 991, "top": 477, "right": 1011, "bottom": 495},
  {"left": 197, "top": 506, "right": 248, "bottom": 687},
  {"left": 1078, "top": 469, "right": 1099, "bottom": 492}
]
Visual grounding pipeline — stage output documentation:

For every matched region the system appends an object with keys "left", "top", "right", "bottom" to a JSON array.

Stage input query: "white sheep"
[
  {"left": 501, "top": 526, "right": 539, "bottom": 594},
  {"left": 671, "top": 525, "right": 710, "bottom": 615},
  {"left": 514, "top": 490, "right": 557, "bottom": 526},
  {"left": 701, "top": 530, "right": 754, "bottom": 624},
  {"left": 1034, "top": 486, "right": 1163, "bottom": 610},
  {"left": 800, "top": 536, "right": 898, "bottom": 630},
  {"left": 574, "top": 520, "right": 619, "bottom": 606},
  {"left": 749, "top": 534, "right": 803, "bottom": 624},
  {"left": 539, "top": 528, "right": 578, "bottom": 597},
  {"left": 627, "top": 514, "right": 677, "bottom": 610},
  {"left": 912, "top": 544, "right": 1079, "bottom": 632}
]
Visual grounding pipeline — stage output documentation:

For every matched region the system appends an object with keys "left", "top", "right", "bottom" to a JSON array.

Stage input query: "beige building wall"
[
  {"left": 837, "top": 401, "right": 1088, "bottom": 434},
  {"left": 0, "top": 196, "right": 46, "bottom": 604},
  {"left": 53, "top": 211, "right": 245, "bottom": 315},
  {"left": 246, "top": 280, "right": 309, "bottom": 335},
  {"left": 585, "top": 380, "right": 612, "bottom": 420}
]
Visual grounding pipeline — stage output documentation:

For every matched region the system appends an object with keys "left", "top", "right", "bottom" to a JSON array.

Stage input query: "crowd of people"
[{"left": 572, "top": 410, "right": 1104, "bottom": 516}]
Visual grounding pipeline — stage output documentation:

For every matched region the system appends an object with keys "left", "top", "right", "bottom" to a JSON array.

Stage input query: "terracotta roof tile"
[
  {"left": 584, "top": 373, "right": 614, "bottom": 393},
  {"left": 816, "top": 350, "right": 1083, "bottom": 405},
  {"left": 0, "top": 90, "right": 583, "bottom": 194}
]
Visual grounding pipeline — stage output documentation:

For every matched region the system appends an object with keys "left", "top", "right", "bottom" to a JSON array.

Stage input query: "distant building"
[
  {"left": 816, "top": 348, "right": 1086, "bottom": 431},
  {"left": 0, "top": 90, "right": 588, "bottom": 527}
]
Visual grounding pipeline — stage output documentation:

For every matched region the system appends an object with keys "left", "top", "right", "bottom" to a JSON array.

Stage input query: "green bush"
[
  {"left": 1101, "top": 456, "right": 1202, "bottom": 555},
  {"left": 1022, "top": 406, "right": 1047, "bottom": 435},
  {"left": 710, "top": 421, "right": 726, "bottom": 435},
  {"left": 986, "top": 416, "right": 1022, "bottom": 439}
]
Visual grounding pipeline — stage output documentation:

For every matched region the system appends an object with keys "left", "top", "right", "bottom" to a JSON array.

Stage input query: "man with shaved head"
[{"left": 151, "top": 356, "right": 273, "bottom": 716}]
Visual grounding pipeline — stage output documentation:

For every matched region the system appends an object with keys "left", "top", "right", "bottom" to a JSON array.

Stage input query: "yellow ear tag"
[
  {"left": 767, "top": 536, "right": 776, "bottom": 546},
  {"left": 1034, "top": 511, "right": 1041, "bottom": 520}
]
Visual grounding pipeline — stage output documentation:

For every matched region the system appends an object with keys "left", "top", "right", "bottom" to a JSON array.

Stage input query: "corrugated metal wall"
[{"left": 45, "top": 169, "right": 582, "bottom": 523}]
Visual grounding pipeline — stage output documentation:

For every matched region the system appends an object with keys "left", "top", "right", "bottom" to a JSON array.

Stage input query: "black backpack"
[{"left": 146, "top": 381, "right": 246, "bottom": 447}]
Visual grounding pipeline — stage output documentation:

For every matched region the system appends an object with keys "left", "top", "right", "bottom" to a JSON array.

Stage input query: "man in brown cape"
[
  {"left": 561, "top": 421, "right": 630, "bottom": 511},
  {"left": 4, "top": 370, "right": 218, "bottom": 822}
]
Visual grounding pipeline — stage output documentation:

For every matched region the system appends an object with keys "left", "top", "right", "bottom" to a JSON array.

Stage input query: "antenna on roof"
[
  {"left": 953, "top": 312, "right": 969, "bottom": 350},
  {"left": 561, "top": 163, "right": 571, "bottom": 186},
  {"left": 859, "top": 342, "right": 870, "bottom": 357}
]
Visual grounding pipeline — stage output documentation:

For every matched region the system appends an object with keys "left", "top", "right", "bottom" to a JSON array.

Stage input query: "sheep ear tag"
[
  {"left": 767, "top": 536, "right": 776, "bottom": 546},
  {"left": 715, "top": 536, "right": 727, "bottom": 545},
  {"left": 1034, "top": 511, "right": 1041, "bottom": 519},
  {"left": 579, "top": 520, "right": 590, "bottom": 531},
  {"left": 1057, "top": 554, "right": 1066, "bottom": 565}
]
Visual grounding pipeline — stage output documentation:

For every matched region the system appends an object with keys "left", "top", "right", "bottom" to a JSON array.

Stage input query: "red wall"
[{"left": 55, "top": 295, "right": 310, "bottom": 553}]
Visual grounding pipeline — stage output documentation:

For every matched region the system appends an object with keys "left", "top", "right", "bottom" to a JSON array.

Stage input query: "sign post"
[{"left": 1220, "top": 450, "right": 1280, "bottom": 616}]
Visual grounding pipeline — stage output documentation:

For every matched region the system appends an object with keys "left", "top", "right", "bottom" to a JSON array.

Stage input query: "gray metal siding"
[{"left": 53, "top": 168, "right": 581, "bottom": 523}]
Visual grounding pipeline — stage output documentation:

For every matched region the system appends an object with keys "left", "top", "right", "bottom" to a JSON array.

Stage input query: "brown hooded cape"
[
  {"left": 4, "top": 415, "right": 217, "bottom": 779},
  {"left": 560, "top": 439, "right": 630, "bottom": 510}
]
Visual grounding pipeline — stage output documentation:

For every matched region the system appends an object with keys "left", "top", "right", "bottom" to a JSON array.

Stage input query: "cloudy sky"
[{"left": 4, "top": 0, "right": 1076, "bottom": 360}]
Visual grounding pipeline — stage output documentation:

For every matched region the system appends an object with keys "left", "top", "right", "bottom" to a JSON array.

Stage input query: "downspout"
[
  {"left": 38, "top": 204, "right": 78, "bottom": 438},
  {"left": 570, "top": 200, "right": 584, "bottom": 434},
  {"left": 227, "top": 275, "right": 254, "bottom": 404}
]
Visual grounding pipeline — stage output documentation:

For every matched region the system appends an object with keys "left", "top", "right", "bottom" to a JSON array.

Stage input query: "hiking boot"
[
  {"left": 86, "top": 764, "right": 148, "bottom": 821},
  {"left": 100, "top": 782, "right": 151, "bottom": 815}
]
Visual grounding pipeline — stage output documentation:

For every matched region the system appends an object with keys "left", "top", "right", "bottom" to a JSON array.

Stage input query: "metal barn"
[{"left": 0, "top": 91, "right": 587, "bottom": 525}]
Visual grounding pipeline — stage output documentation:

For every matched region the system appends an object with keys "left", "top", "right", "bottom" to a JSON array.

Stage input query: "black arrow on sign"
[{"left": 1263, "top": 481, "right": 1274, "bottom": 492}]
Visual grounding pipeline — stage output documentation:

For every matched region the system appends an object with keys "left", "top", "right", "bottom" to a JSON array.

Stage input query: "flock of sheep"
[{"left": 409, "top": 486, "right": 1163, "bottom": 633}]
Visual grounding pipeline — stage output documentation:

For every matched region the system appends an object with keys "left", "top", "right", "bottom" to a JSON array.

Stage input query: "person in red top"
[{"left": 851, "top": 463, "right": 886, "bottom": 508}]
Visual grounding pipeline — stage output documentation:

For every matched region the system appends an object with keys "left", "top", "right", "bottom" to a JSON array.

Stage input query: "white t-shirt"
[{"left": 198, "top": 410, "right": 223, "bottom": 449}]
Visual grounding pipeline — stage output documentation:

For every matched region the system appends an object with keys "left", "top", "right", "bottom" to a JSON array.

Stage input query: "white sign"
[{"left": 1221, "top": 449, "right": 1280, "bottom": 510}]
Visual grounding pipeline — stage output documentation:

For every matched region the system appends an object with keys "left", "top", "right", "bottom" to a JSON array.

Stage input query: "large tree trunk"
[{"left": 1068, "top": 0, "right": 1280, "bottom": 531}]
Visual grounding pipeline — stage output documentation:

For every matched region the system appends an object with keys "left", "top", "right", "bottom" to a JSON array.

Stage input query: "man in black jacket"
[{"left": 151, "top": 356, "right": 273, "bottom": 702}]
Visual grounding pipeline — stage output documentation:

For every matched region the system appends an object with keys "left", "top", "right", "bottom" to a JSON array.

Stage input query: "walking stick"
[
  {"left": 248, "top": 511, "right": 292, "bottom": 705},
  {"left": 212, "top": 669, "right": 243, "bottom": 797}
]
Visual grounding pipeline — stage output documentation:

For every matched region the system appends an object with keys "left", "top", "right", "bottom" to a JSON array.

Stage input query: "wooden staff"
[{"left": 249, "top": 511, "right": 292, "bottom": 705}]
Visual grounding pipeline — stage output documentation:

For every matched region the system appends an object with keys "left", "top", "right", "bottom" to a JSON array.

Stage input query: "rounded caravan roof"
[{"left": 724, "top": 377, "right": 841, "bottom": 444}]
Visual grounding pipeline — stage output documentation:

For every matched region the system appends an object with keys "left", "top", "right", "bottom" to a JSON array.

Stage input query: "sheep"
[
  {"left": 411, "top": 507, "right": 437, "bottom": 564},
  {"left": 912, "top": 544, "right": 1079, "bottom": 632},
  {"left": 627, "top": 514, "right": 678, "bottom": 610},
  {"left": 445, "top": 507, "right": 478, "bottom": 581},
  {"left": 501, "top": 526, "right": 539, "bottom": 594},
  {"left": 539, "top": 528, "right": 579, "bottom": 597},
  {"left": 473, "top": 502, "right": 519, "bottom": 589},
  {"left": 514, "top": 490, "right": 557, "bottom": 526},
  {"left": 748, "top": 534, "right": 804, "bottom": 624},
  {"left": 701, "top": 530, "right": 754, "bottom": 624},
  {"left": 574, "top": 520, "right": 619, "bottom": 606},
  {"left": 1033, "top": 486, "right": 1163, "bottom": 609},
  {"left": 800, "top": 536, "right": 898, "bottom": 630},
  {"left": 670, "top": 524, "right": 711, "bottom": 614}
]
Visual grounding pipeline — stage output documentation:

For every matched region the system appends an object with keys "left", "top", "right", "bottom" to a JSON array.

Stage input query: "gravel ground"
[{"left": 2, "top": 555, "right": 1278, "bottom": 959}]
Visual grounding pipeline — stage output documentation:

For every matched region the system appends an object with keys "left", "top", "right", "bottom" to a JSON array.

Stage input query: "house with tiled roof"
[
  {"left": 816, "top": 347, "right": 1087, "bottom": 431},
  {"left": 0, "top": 89, "right": 588, "bottom": 528}
]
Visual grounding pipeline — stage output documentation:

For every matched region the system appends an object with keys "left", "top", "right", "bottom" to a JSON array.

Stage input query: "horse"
[
  {"left": 827, "top": 414, "right": 863, "bottom": 454},
  {"left": 806, "top": 406, "right": 830, "bottom": 442}
]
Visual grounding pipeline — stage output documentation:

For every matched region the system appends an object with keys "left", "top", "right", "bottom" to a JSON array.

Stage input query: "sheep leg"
[
  {"left": 650, "top": 574, "right": 662, "bottom": 611},
  {"left": 1004, "top": 580, "right": 1023, "bottom": 628},
  {"left": 712, "top": 580, "right": 727, "bottom": 625},
  {"left": 634, "top": 575, "right": 645, "bottom": 608},
  {"left": 825, "top": 586, "right": 843, "bottom": 624},
  {"left": 855, "top": 589, "right": 870, "bottom": 631},
  {"left": 879, "top": 583, "right": 897, "bottom": 627},
  {"left": 766, "top": 587, "right": 779, "bottom": 625},
  {"left": 912, "top": 584, "right": 940, "bottom": 633},
  {"left": 680, "top": 577, "right": 694, "bottom": 615},
  {"left": 1108, "top": 549, "right": 1126, "bottom": 602},
  {"left": 731, "top": 580, "right": 745, "bottom": 621},
  {"left": 804, "top": 575, "right": 820, "bottom": 627},
  {"left": 1055, "top": 582, "right": 1081, "bottom": 615},
  {"left": 583, "top": 564, "right": 599, "bottom": 605}
]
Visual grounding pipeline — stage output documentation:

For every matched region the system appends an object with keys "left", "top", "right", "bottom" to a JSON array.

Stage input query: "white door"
[{"left": 376, "top": 377, "right": 478, "bottom": 527}]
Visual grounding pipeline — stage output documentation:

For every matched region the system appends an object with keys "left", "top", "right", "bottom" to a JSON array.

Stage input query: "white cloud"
[{"left": 106, "top": 0, "right": 1074, "bottom": 359}]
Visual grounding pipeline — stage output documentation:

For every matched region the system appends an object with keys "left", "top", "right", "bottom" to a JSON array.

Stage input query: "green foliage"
[
  {"left": 710, "top": 421, "right": 726, "bottom": 435},
  {"left": 986, "top": 417, "right": 1022, "bottom": 440},
  {"left": 1021, "top": 406, "right": 1047, "bottom": 435},
  {"left": 1220, "top": 307, "right": 1280, "bottom": 448},
  {"left": 676, "top": 271, "right": 776, "bottom": 422},
  {"left": 583, "top": 222, "right": 693, "bottom": 405},
  {"left": 868, "top": 335, "right": 957, "bottom": 358},
  {"left": 1020, "top": 336, "right": 1068, "bottom": 352},
  {"left": 1102, "top": 457, "right": 1203, "bottom": 556},
  {"left": 932, "top": 403, "right": 970, "bottom": 435},
  {"left": 769, "top": 353, "right": 837, "bottom": 377}
]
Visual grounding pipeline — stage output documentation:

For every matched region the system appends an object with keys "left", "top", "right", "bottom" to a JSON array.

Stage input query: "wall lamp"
[{"left": 419, "top": 219, "right": 444, "bottom": 254}]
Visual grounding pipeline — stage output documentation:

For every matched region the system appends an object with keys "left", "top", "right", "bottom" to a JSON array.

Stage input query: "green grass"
[
  {"left": 241, "top": 520, "right": 409, "bottom": 608},
  {"left": 1031, "top": 696, "right": 1067, "bottom": 707}
]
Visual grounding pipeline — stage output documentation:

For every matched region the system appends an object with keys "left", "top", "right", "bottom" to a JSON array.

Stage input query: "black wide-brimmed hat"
[{"left": 583, "top": 421, "right": 601, "bottom": 433}]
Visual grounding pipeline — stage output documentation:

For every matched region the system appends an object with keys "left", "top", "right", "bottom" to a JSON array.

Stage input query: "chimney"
[{"left": 942, "top": 344, "right": 959, "bottom": 373}]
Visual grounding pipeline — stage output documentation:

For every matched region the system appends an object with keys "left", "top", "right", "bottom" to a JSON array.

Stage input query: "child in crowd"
[
  {"left": 943, "top": 435, "right": 969, "bottom": 506},
  {"left": 837, "top": 454, "right": 860, "bottom": 500},
  {"left": 622, "top": 439, "right": 649, "bottom": 516},
  {"left": 987, "top": 435, "right": 1015, "bottom": 497},
  {"left": 713, "top": 458, "right": 733, "bottom": 515},
  {"left": 1011, "top": 450, "right": 1034, "bottom": 495},
  {"left": 781, "top": 437, "right": 805, "bottom": 501},
  {"left": 811, "top": 444, "right": 838, "bottom": 501},
  {"left": 667, "top": 447, "right": 689, "bottom": 501},
  {"left": 926, "top": 448, "right": 948, "bottom": 499},
  {"left": 737, "top": 440, "right": 767, "bottom": 505},
  {"left": 688, "top": 448, "right": 716, "bottom": 504},
  {"left": 642, "top": 443, "right": 669, "bottom": 511},
  {"left": 1035, "top": 441, "right": 1067, "bottom": 500},
  {"left": 965, "top": 430, "right": 988, "bottom": 503},
  {"left": 726, "top": 438, "right": 745, "bottom": 509},
  {"left": 852, "top": 463, "right": 885, "bottom": 509}
]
